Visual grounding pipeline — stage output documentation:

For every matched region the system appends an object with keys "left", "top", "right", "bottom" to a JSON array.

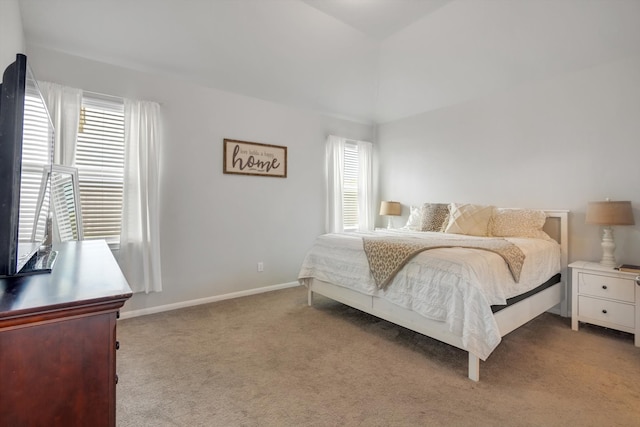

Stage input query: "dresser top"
[
  {"left": 569, "top": 260, "right": 640, "bottom": 277},
  {"left": 0, "top": 240, "right": 132, "bottom": 319}
]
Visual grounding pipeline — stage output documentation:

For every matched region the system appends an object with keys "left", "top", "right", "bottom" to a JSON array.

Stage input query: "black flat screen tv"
[{"left": 0, "top": 54, "right": 55, "bottom": 277}]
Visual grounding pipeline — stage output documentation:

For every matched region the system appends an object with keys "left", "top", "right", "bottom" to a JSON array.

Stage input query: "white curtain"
[
  {"left": 356, "top": 140, "right": 373, "bottom": 232},
  {"left": 325, "top": 135, "right": 345, "bottom": 233},
  {"left": 38, "top": 81, "right": 82, "bottom": 166},
  {"left": 325, "top": 135, "right": 374, "bottom": 233},
  {"left": 119, "top": 99, "right": 163, "bottom": 294}
]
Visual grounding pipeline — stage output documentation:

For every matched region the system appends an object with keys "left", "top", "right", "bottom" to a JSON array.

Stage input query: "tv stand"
[
  {"left": 14, "top": 246, "right": 58, "bottom": 276},
  {"left": 0, "top": 240, "right": 132, "bottom": 427}
]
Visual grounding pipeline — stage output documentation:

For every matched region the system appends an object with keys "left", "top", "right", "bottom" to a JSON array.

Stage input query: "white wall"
[
  {"left": 15, "top": 1, "right": 639, "bottom": 314},
  {"left": 0, "top": 0, "right": 25, "bottom": 69},
  {"left": 377, "top": 55, "right": 640, "bottom": 265},
  {"left": 26, "top": 45, "right": 373, "bottom": 314}
]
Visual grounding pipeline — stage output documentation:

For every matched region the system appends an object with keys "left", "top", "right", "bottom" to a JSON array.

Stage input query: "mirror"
[{"left": 33, "top": 165, "right": 83, "bottom": 242}]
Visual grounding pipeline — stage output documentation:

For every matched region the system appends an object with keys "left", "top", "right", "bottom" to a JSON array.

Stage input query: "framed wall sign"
[{"left": 223, "top": 139, "right": 287, "bottom": 178}]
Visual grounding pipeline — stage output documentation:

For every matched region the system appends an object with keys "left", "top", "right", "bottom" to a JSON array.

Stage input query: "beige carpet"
[{"left": 116, "top": 286, "right": 640, "bottom": 426}]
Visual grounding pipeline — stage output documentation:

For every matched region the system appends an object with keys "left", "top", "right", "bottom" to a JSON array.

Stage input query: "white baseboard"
[{"left": 119, "top": 281, "right": 300, "bottom": 320}]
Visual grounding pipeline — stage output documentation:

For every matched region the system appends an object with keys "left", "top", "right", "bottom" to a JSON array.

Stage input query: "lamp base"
[
  {"left": 387, "top": 217, "right": 393, "bottom": 229},
  {"left": 599, "top": 226, "right": 617, "bottom": 268}
]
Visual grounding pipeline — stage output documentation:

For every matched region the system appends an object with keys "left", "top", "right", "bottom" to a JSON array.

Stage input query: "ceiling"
[{"left": 18, "top": 0, "right": 640, "bottom": 124}]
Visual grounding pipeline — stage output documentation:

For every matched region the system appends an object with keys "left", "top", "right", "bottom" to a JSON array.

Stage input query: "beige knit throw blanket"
[{"left": 362, "top": 236, "right": 525, "bottom": 289}]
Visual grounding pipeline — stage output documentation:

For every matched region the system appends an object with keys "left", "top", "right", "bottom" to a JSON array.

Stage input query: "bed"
[{"left": 298, "top": 206, "right": 569, "bottom": 381}]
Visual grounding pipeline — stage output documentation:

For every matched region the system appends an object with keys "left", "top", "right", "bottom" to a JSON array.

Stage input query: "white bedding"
[{"left": 298, "top": 229, "right": 561, "bottom": 360}]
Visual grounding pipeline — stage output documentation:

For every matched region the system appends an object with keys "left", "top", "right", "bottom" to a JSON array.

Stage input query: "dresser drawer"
[
  {"left": 578, "top": 295, "right": 635, "bottom": 328},
  {"left": 578, "top": 272, "right": 635, "bottom": 303}
]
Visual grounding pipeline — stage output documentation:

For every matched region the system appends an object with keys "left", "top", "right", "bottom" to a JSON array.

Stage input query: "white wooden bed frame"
[{"left": 306, "top": 210, "right": 569, "bottom": 381}]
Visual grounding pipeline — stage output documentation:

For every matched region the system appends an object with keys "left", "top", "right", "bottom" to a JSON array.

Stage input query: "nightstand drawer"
[
  {"left": 578, "top": 273, "right": 635, "bottom": 303},
  {"left": 578, "top": 296, "right": 635, "bottom": 328}
]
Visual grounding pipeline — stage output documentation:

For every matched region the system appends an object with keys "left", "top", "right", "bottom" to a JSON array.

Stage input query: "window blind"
[
  {"left": 342, "top": 142, "right": 359, "bottom": 230},
  {"left": 75, "top": 95, "right": 125, "bottom": 244},
  {"left": 19, "top": 92, "right": 52, "bottom": 241}
]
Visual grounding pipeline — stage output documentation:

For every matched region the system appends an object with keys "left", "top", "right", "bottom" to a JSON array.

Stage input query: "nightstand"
[{"left": 570, "top": 261, "right": 640, "bottom": 346}]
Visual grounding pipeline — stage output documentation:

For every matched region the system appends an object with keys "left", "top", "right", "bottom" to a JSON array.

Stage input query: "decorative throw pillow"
[
  {"left": 490, "top": 208, "right": 551, "bottom": 240},
  {"left": 402, "top": 205, "right": 423, "bottom": 230},
  {"left": 444, "top": 203, "right": 494, "bottom": 236},
  {"left": 421, "top": 203, "right": 450, "bottom": 232}
]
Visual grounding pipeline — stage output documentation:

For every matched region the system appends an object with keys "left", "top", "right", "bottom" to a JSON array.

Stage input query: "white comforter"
[{"left": 298, "top": 229, "right": 561, "bottom": 360}]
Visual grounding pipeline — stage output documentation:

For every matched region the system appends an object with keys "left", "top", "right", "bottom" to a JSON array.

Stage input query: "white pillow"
[
  {"left": 490, "top": 208, "right": 551, "bottom": 240},
  {"left": 402, "top": 205, "right": 422, "bottom": 230},
  {"left": 444, "top": 203, "right": 494, "bottom": 236}
]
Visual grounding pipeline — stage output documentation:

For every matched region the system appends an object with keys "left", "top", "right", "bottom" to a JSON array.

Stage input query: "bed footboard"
[
  {"left": 306, "top": 278, "right": 563, "bottom": 382},
  {"left": 306, "top": 280, "right": 483, "bottom": 380}
]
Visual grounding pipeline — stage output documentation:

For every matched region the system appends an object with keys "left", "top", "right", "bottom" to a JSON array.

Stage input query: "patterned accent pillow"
[
  {"left": 402, "top": 205, "right": 423, "bottom": 230},
  {"left": 444, "top": 203, "right": 494, "bottom": 236},
  {"left": 490, "top": 208, "right": 551, "bottom": 240},
  {"left": 420, "top": 203, "right": 450, "bottom": 232}
]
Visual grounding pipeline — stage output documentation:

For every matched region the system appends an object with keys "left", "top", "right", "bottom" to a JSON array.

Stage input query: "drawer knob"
[
  {"left": 602, "top": 285, "right": 607, "bottom": 290},
  {"left": 636, "top": 276, "right": 640, "bottom": 286},
  {"left": 602, "top": 309, "right": 608, "bottom": 314},
  {"left": 116, "top": 341, "right": 120, "bottom": 350}
]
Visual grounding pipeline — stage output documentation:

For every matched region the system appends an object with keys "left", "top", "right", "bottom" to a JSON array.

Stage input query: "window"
[
  {"left": 75, "top": 95, "right": 125, "bottom": 245},
  {"left": 18, "top": 91, "right": 52, "bottom": 241},
  {"left": 325, "top": 135, "right": 373, "bottom": 233},
  {"left": 342, "top": 142, "right": 359, "bottom": 231}
]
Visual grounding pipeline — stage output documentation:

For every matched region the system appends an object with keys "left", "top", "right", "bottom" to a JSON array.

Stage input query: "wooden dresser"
[{"left": 0, "top": 240, "right": 132, "bottom": 427}]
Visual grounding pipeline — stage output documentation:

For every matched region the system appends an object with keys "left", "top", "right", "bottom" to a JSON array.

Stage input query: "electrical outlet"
[{"left": 257, "top": 262, "right": 264, "bottom": 272}]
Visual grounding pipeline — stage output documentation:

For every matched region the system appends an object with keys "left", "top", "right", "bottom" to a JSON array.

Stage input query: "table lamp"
[
  {"left": 585, "top": 200, "right": 635, "bottom": 267},
  {"left": 379, "top": 201, "right": 401, "bottom": 229}
]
